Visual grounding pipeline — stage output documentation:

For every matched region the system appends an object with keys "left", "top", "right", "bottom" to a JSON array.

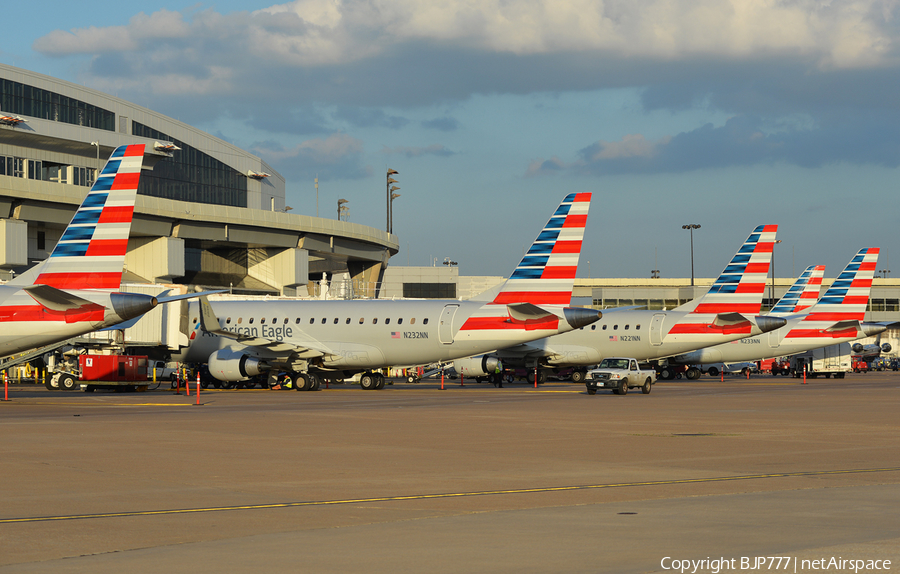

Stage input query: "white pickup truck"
[{"left": 585, "top": 358, "right": 655, "bottom": 395}]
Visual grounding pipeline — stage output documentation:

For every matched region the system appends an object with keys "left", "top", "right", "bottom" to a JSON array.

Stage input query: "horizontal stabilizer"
[
  {"left": 711, "top": 312, "right": 749, "bottom": 327},
  {"left": 100, "top": 290, "right": 226, "bottom": 331},
  {"left": 507, "top": 302, "right": 555, "bottom": 323},
  {"left": 22, "top": 284, "right": 100, "bottom": 312},
  {"left": 825, "top": 320, "right": 861, "bottom": 333},
  {"left": 157, "top": 289, "right": 226, "bottom": 304}
]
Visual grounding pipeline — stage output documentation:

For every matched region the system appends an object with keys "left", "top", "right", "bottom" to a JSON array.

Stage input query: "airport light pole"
[
  {"left": 386, "top": 169, "right": 398, "bottom": 232},
  {"left": 682, "top": 224, "right": 701, "bottom": 287},
  {"left": 770, "top": 239, "right": 782, "bottom": 309},
  {"left": 390, "top": 190, "right": 401, "bottom": 234},
  {"left": 90, "top": 141, "right": 100, "bottom": 185}
]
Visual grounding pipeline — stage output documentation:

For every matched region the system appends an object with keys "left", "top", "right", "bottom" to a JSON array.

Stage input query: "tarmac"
[{"left": 1, "top": 372, "right": 898, "bottom": 573}]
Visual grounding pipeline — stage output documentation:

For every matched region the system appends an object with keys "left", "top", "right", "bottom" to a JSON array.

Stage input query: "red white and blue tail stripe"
[
  {"left": 669, "top": 225, "right": 777, "bottom": 336},
  {"left": 491, "top": 192, "right": 590, "bottom": 306},
  {"left": 783, "top": 248, "right": 878, "bottom": 341},
  {"left": 35, "top": 144, "right": 145, "bottom": 290},
  {"left": 769, "top": 265, "right": 825, "bottom": 316},
  {"left": 459, "top": 193, "right": 591, "bottom": 334}
]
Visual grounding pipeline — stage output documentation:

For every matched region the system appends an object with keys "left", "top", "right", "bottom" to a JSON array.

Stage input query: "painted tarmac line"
[{"left": 2, "top": 467, "right": 898, "bottom": 525}]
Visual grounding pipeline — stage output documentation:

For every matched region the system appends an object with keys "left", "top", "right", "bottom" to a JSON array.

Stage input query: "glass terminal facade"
[
  {"left": 132, "top": 122, "right": 247, "bottom": 207},
  {"left": 0, "top": 79, "right": 115, "bottom": 130}
]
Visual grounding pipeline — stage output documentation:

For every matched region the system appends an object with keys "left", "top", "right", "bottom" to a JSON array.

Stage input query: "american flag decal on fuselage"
[
  {"left": 783, "top": 248, "right": 878, "bottom": 341},
  {"left": 667, "top": 225, "right": 777, "bottom": 337},
  {"left": 35, "top": 144, "right": 145, "bottom": 290}
]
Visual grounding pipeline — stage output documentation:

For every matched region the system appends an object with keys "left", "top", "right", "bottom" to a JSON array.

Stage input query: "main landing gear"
[
  {"left": 359, "top": 372, "right": 386, "bottom": 390},
  {"left": 292, "top": 372, "right": 322, "bottom": 391}
]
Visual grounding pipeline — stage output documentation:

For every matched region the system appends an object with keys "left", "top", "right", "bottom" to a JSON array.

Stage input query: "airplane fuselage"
[
  {"left": 490, "top": 309, "right": 779, "bottom": 368},
  {"left": 175, "top": 298, "right": 593, "bottom": 372}
]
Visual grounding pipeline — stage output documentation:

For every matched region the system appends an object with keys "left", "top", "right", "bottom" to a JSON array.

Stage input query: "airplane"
[
  {"left": 667, "top": 248, "right": 886, "bottom": 371},
  {"left": 175, "top": 193, "right": 602, "bottom": 390},
  {"left": 0, "top": 144, "right": 172, "bottom": 357},
  {"left": 453, "top": 225, "right": 789, "bottom": 384}
]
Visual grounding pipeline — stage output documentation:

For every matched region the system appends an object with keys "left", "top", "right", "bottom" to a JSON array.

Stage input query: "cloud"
[
  {"left": 251, "top": 133, "right": 371, "bottom": 180},
  {"left": 527, "top": 112, "right": 900, "bottom": 176},
  {"left": 421, "top": 117, "right": 459, "bottom": 131},
  {"left": 379, "top": 144, "right": 456, "bottom": 158},
  {"left": 333, "top": 107, "right": 410, "bottom": 129},
  {"left": 32, "top": 1, "right": 900, "bottom": 107}
]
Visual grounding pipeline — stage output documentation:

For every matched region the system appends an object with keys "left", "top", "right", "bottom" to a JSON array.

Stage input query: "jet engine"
[
  {"left": 453, "top": 355, "right": 502, "bottom": 378},
  {"left": 207, "top": 347, "right": 267, "bottom": 381},
  {"left": 851, "top": 342, "right": 891, "bottom": 354}
]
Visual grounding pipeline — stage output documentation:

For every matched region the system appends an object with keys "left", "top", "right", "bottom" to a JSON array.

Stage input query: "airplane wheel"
[
  {"left": 642, "top": 378, "right": 652, "bottom": 394},
  {"left": 293, "top": 373, "right": 310, "bottom": 391},
  {"left": 360, "top": 373, "right": 376, "bottom": 390},
  {"left": 708, "top": 367, "right": 719, "bottom": 377},
  {"left": 659, "top": 368, "right": 672, "bottom": 380},
  {"left": 309, "top": 374, "right": 321, "bottom": 391},
  {"left": 374, "top": 374, "right": 385, "bottom": 389},
  {"left": 570, "top": 370, "right": 586, "bottom": 384}
]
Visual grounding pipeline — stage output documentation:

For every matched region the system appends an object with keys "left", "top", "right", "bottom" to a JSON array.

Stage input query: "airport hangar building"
[{"left": 0, "top": 63, "right": 398, "bottom": 297}]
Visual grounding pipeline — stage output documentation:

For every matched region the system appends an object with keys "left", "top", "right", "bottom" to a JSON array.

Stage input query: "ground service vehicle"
[
  {"left": 585, "top": 358, "right": 655, "bottom": 395},
  {"left": 790, "top": 343, "right": 852, "bottom": 379},
  {"left": 46, "top": 352, "right": 151, "bottom": 392}
]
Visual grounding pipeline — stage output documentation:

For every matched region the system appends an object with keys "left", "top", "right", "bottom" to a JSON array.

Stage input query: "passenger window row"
[
  {"left": 192, "top": 317, "right": 430, "bottom": 326},
  {"left": 589, "top": 324, "right": 641, "bottom": 331}
]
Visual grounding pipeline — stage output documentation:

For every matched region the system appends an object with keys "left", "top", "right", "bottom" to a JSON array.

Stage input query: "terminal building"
[{"left": 0, "top": 63, "right": 397, "bottom": 297}]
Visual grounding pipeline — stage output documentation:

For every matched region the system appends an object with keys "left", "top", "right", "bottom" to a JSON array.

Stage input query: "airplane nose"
[
  {"left": 861, "top": 322, "right": 888, "bottom": 337},
  {"left": 564, "top": 307, "right": 602, "bottom": 329},
  {"left": 755, "top": 315, "right": 787, "bottom": 333}
]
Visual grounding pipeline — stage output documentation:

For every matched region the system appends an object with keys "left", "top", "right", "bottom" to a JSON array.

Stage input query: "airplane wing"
[
  {"left": 198, "top": 296, "right": 332, "bottom": 358},
  {"left": 22, "top": 284, "right": 103, "bottom": 312}
]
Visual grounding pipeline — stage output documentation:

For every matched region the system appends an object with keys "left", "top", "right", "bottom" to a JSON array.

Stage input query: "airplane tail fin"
[
  {"left": 785, "top": 248, "right": 879, "bottom": 340},
  {"left": 670, "top": 225, "right": 777, "bottom": 334},
  {"left": 489, "top": 192, "right": 591, "bottom": 306},
  {"left": 34, "top": 144, "right": 145, "bottom": 290},
  {"left": 769, "top": 264, "right": 825, "bottom": 316}
]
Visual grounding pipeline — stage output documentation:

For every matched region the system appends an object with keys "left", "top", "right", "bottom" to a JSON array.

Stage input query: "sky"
[{"left": 2, "top": 0, "right": 899, "bottom": 280}]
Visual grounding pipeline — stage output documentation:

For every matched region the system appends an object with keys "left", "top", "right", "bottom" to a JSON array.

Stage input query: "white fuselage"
[
  {"left": 669, "top": 317, "right": 870, "bottom": 365},
  {"left": 175, "top": 298, "right": 591, "bottom": 371},
  {"left": 492, "top": 309, "right": 776, "bottom": 367}
]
